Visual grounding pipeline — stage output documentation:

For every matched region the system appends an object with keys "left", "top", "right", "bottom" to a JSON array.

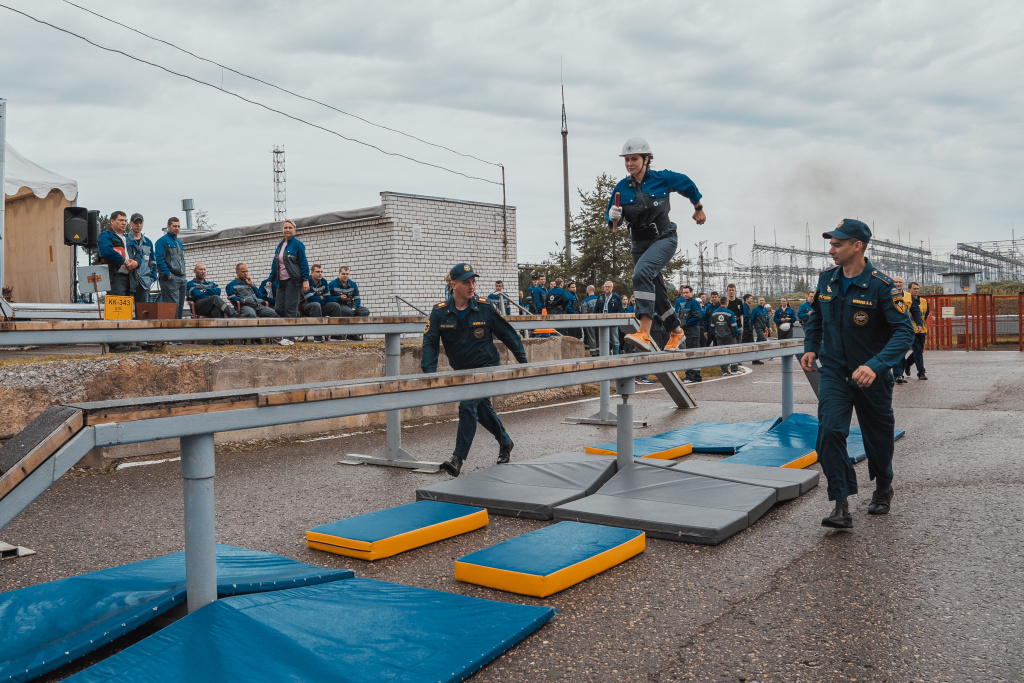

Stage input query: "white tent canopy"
[{"left": 3, "top": 142, "right": 78, "bottom": 201}]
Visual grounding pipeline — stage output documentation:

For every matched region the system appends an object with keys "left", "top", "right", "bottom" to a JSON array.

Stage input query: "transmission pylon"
[{"left": 273, "top": 145, "right": 287, "bottom": 221}]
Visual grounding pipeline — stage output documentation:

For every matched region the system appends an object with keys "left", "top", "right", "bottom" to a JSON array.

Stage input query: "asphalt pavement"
[{"left": 2, "top": 350, "right": 1022, "bottom": 682}]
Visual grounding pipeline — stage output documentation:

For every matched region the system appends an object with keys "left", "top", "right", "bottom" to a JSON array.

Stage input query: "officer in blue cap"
[
  {"left": 422, "top": 263, "right": 528, "bottom": 476},
  {"left": 801, "top": 219, "right": 914, "bottom": 528}
]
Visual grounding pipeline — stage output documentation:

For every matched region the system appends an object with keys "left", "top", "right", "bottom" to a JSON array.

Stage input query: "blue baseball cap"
[
  {"left": 823, "top": 219, "right": 871, "bottom": 243},
  {"left": 449, "top": 263, "right": 479, "bottom": 281}
]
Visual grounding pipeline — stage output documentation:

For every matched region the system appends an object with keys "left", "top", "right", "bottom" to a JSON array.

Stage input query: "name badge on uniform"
[
  {"left": 851, "top": 299, "right": 875, "bottom": 307},
  {"left": 818, "top": 295, "right": 833, "bottom": 302},
  {"left": 473, "top": 327, "right": 485, "bottom": 339},
  {"left": 440, "top": 324, "right": 456, "bottom": 329}
]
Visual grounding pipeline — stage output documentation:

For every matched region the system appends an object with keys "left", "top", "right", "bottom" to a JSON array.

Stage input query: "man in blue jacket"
[
  {"left": 187, "top": 263, "right": 239, "bottom": 319},
  {"left": 709, "top": 297, "right": 740, "bottom": 375},
  {"left": 126, "top": 213, "right": 155, "bottom": 307},
  {"left": 328, "top": 266, "right": 369, "bottom": 317},
  {"left": 422, "top": 263, "right": 528, "bottom": 477},
  {"left": 154, "top": 217, "right": 187, "bottom": 319},
  {"left": 595, "top": 281, "right": 623, "bottom": 354},
  {"left": 97, "top": 211, "right": 137, "bottom": 297},
  {"left": 751, "top": 296, "right": 771, "bottom": 364},
  {"left": 676, "top": 285, "right": 704, "bottom": 380},
  {"left": 304, "top": 264, "right": 345, "bottom": 318},
  {"left": 544, "top": 278, "right": 575, "bottom": 314},
  {"left": 802, "top": 219, "right": 914, "bottom": 529},
  {"left": 227, "top": 263, "right": 280, "bottom": 318}
]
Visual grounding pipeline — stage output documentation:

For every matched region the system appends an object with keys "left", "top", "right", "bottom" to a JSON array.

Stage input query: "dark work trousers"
[
  {"left": 683, "top": 329, "right": 702, "bottom": 382},
  {"left": 107, "top": 267, "right": 131, "bottom": 296},
  {"left": 132, "top": 282, "right": 150, "bottom": 305},
  {"left": 275, "top": 278, "right": 303, "bottom": 318},
  {"left": 630, "top": 232, "right": 681, "bottom": 330},
  {"left": 241, "top": 303, "right": 280, "bottom": 318},
  {"left": 453, "top": 397, "right": 511, "bottom": 461},
  {"left": 754, "top": 328, "right": 768, "bottom": 343},
  {"left": 906, "top": 333, "right": 926, "bottom": 375},
  {"left": 321, "top": 302, "right": 344, "bottom": 317},
  {"left": 193, "top": 296, "right": 235, "bottom": 318},
  {"left": 716, "top": 333, "right": 736, "bottom": 374},
  {"left": 338, "top": 304, "right": 370, "bottom": 317},
  {"left": 160, "top": 276, "right": 187, "bottom": 319},
  {"left": 816, "top": 368, "right": 896, "bottom": 502},
  {"left": 776, "top": 327, "right": 793, "bottom": 340},
  {"left": 299, "top": 301, "right": 323, "bottom": 317}
]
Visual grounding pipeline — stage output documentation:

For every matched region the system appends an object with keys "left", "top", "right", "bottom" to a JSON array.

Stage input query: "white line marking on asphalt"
[{"left": 116, "top": 457, "right": 180, "bottom": 470}]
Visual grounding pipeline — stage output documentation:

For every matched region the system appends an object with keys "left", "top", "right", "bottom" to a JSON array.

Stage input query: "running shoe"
[
  {"left": 664, "top": 331, "right": 685, "bottom": 351},
  {"left": 624, "top": 330, "right": 654, "bottom": 352}
]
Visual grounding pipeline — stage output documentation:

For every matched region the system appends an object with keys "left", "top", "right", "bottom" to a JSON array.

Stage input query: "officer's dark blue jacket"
[
  {"left": 328, "top": 278, "right": 361, "bottom": 307},
  {"left": 774, "top": 306, "right": 796, "bottom": 327},
  {"left": 269, "top": 237, "right": 310, "bottom": 283},
  {"left": 804, "top": 259, "right": 915, "bottom": 375},
  {"left": 97, "top": 230, "right": 128, "bottom": 267},
  {"left": 186, "top": 279, "right": 221, "bottom": 300},
  {"left": 605, "top": 169, "right": 702, "bottom": 237},
  {"left": 797, "top": 301, "right": 813, "bottom": 324},
  {"left": 675, "top": 296, "right": 703, "bottom": 328},
  {"left": 421, "top": 296, "right": 528, "bottom": 373},
  {"left": 595, "top": 292, "right": 623, "bottom": 313}
]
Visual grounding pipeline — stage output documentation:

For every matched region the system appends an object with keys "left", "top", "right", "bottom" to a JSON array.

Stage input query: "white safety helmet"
[
  {"left": 779, "top": 323, "right": 792, "bottom": 332},
  {"left": 620, "top": 137, "right": 652, "bottom": 156}
]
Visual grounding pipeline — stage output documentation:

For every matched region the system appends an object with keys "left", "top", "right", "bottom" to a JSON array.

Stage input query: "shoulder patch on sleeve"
[
  {"left": 477, "top": 297, "right": 490, "bottom": 303},
  {"left": 433, "top": 302, "right": 446, "bottom": 309},
  {"left": 893, "top": 297, "right": 907, "bottom": 314}
]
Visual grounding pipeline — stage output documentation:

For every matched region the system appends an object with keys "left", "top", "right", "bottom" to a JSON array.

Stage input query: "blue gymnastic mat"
[
  {"left": 458, "top": 521, "right": 643, "bottom": 576},
  {"left": 0, "top": 544, "right": 353, "bottom": 683},
  {"left": 64, "top": 578, "right": 556, "bottom": 683},
  {"left": 655, "top": 418, "right": 782, "bottom": 454},
  {"left": 309, "top": 500, "right": 484, "bottom": 543},
  {"left": 719, "top": 414, "right": 818, "bottom": 467}
]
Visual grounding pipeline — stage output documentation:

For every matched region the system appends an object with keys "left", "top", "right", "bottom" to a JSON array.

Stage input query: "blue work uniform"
[
  {"left": 677, "top": 296, "right": 704, "bottom": 381},
  {"left": 422, "top": 296, "right": 528, "bottom": 462},
  {"left": 154, "top": 233, "right": 187, "bottom": 318},
  {"left": 804, "top": 260, "right": 914, "bottom": 502},
  {"left": 186, "top": 278, "right": 236, "bottom": 318},
  {"left": 533, "top": 285, "right": 548, "bottom": 313},
  {"left": 126, "top": 232, "right": 156, "bottom": 304},
  {"left": 327, "top": 277, "right": 369, "bottom": 317},
  {"left": 605, "top": 169, "right": 701, "bottom": 327},
  {"left": 544, "top": 286, "right": 575, "bottom": 314},
  {"left": 752, "top": 305, "right": 770, "bottom": 341},
  {"left": 97, "top": 230, "right": 131, "bottom": 296},
  {"left": 797, "top": 301, "right": 813, "bottom": 325},
  {"left": 774, "top": 306, "right": 796, "bottom": 339}
]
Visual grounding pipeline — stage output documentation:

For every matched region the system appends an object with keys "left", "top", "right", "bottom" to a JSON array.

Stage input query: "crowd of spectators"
[{"left": 97, "top": 215, "right": 371, "bottom": 351}]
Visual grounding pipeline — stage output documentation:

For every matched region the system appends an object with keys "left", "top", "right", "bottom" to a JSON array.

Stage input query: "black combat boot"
[
  {"left": 497, "top": 439, "right": 514, "bottom": 465},
  {"left": 440, "top": 455, "right": 463, "bottom": 477},
  {"left": 821, "top": 500, "right": 853, "bottom": 528},
  {"left": 867, "top": 486, "right": 894, "bottom": 515}
]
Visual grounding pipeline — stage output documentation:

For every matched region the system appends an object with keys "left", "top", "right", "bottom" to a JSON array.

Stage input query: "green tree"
[
  {"left": 88, "top": 214, "right": 111, "bottom": 265},
  {"left": 536, "top": 173, "right": 689, "bottom": 297}
]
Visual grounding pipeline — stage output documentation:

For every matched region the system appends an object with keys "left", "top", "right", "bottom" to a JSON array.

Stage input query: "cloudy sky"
[{"left": 2, "top": 0, "right": 1021, "bottom": 265}]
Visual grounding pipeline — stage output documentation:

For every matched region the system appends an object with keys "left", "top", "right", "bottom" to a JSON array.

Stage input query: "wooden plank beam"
[{"left": 0, "top": 406, "right": 84, "bottom": 502}]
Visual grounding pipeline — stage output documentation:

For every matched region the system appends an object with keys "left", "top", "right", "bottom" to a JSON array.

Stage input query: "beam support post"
[
  {"left": 180, "top": 432, "right": 216, "bottom": 613},
  {"left": 615, "top": 377, "right": 636, "bottom": 471},
  {"left": 781, "top": 354, "right": 795, "bottom": 419},
  {"left": 341, "top": 332, "right": 440, "bottom": 471}
]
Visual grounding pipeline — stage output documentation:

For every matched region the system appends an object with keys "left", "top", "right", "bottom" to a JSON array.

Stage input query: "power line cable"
[
  {"left": 59, "top": 0, "right": 501, "bottom": 168},
  {"left": 0, "top": 3, "right": 502, "bottom": 186}
]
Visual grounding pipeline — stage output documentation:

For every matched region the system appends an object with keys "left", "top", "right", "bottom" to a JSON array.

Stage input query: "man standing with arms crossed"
[
  {"left": 155, "top": 217, "right": 187, "bottom": 319},
  {"left": 802, "top": 219, "right": 914, "bottom": 528},
  {"left": 422, "top": 264, "right": 528, "bottom": 477}
]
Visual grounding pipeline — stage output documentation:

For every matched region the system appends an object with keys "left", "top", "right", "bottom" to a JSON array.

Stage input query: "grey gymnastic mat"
[
  {"left": 416, "top": 452, "right": 618, "bottom": 520},
  {"left": 670, "top": 460, "right": 819, "bottom": 501},
  {"left": 553, "top": 465, "right": 778, "bottom": 545}
]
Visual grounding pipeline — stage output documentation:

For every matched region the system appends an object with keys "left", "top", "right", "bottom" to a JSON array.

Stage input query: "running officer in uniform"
[
  {"left": 422, "top": 263, "right": 528, "bottom": 477},
  {"left": 801, "top": 219, "right": 914, "bottom": 529},
  {"left": 606, "top": 137, "right": 705, "bottom": 353}
]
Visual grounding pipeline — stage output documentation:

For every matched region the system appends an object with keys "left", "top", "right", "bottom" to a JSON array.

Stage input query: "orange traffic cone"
[{"left": 535, "top": 307, "right": 556, "bottom": 335}]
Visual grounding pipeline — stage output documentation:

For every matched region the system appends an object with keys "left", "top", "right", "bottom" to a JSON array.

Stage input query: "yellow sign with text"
[{"left": 103, "top": 295, "right": 135, "bottom": 321}]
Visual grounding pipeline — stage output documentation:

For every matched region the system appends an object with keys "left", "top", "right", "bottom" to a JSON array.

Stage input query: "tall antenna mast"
[
  {"left": 560, "top": 77, "right": 572, "bottom": 268},
  {"left": 273, "top": 145, "right": 287, "bottom": 221}
]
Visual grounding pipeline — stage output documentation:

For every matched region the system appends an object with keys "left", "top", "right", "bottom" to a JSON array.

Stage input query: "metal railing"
[{"left": 0, "top": 339, "right": 804, "bottom": 613}]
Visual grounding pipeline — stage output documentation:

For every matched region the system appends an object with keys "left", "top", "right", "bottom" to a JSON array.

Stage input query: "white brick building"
[{"left": 179, "top": 192, "right": 517, "bottom": 315}]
